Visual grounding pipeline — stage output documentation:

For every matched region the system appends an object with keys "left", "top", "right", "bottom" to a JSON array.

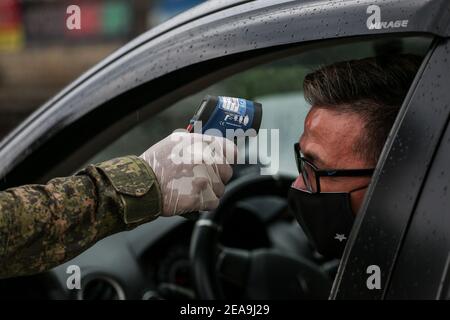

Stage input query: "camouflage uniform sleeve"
[{"left": 0, "top": 155, "right": 162, "bottom": 279}]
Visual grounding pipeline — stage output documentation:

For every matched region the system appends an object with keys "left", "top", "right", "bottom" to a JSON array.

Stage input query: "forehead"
[
  {"left": 304, "top": 107, "right": 364, "bottom": 138},
  {"left": 300, "top": 107, "right": 366, "bottom": 165}
]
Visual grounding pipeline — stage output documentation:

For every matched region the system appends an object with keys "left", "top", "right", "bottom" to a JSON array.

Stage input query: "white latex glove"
[{"left": 140, "top": 131, "right": 237, "bottom": 217}]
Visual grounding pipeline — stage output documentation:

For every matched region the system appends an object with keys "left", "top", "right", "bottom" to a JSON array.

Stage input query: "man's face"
[{"left": 292, "top": 106, "right": 373, "bottom": 215}]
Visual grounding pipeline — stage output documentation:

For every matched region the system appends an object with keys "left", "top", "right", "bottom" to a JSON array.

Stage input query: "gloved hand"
[{"left": 140, "top": 131, "right": 237, "bottom": 217}]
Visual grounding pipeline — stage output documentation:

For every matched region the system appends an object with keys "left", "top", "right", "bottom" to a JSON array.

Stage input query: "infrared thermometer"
[{"left": 187, "top": 95, "right": 262, "bottom": 137}]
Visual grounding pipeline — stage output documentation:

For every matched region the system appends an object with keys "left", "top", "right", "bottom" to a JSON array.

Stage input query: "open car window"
[{"left": 85, "top": 36, "right": 433, "bottom": 179}]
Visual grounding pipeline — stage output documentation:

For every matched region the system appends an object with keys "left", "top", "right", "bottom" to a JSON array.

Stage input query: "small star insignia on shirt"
[{"left": 334, "top": 234, "right": 347, "bottom": 242}]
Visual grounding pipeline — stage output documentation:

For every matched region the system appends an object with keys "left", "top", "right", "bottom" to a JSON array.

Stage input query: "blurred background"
[{"left": 0, "top": 0, "right": 206, "bottom": 139}]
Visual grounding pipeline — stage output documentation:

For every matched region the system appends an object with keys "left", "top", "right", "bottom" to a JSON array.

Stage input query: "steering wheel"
[{"left": 190, "top": 174, "right": 333, "bottom": 300}]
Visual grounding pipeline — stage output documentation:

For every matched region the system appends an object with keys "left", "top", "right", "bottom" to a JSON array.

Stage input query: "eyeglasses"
[{"left": 294, "top": 142, "right": 375, "bottom": 193}]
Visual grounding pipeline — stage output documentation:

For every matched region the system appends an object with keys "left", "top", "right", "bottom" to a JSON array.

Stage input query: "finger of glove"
[
  {"left": 202, "top": 164, "right": 226, "bottom": 198},
  {"left": 198, "top": 182, "right": 220, "bottom": 211},
  {"left": 200, "top": 138, "right": 236, "bottom": 184}
]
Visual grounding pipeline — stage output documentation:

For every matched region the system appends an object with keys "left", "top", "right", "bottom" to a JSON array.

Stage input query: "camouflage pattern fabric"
[{"left": 0, "top": 156, "right": 161, "bottom": 279}]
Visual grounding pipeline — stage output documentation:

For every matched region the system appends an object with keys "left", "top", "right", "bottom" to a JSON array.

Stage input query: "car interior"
[{"left": 0, "top": 35, "right": 435, "bottom": 299}]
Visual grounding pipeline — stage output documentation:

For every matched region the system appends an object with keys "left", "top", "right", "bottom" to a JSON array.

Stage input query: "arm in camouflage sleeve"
[{"left": 0, "top": 155, "right": 162, "bottom": 279}]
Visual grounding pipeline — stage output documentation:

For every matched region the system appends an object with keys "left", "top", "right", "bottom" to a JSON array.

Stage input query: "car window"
[{"left": 85, "top": 36, "right": 432, "bottom": 177}]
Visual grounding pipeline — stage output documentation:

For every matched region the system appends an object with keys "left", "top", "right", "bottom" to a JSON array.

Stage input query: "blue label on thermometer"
[
  {"left": 203, "top": 97, "right": 257, "bottom": 137},
  {"left": 188, "top": 95, "right": 262, "bottom": 139}
]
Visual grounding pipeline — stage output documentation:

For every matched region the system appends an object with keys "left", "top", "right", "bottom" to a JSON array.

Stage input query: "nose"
[{"left": 292, "top": 175, "right": 306, "bottom": 190}]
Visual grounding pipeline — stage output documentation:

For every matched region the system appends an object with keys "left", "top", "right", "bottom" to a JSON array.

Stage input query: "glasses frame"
[{"left": 294, "top": 142, "right": 375, "bottom": 193}]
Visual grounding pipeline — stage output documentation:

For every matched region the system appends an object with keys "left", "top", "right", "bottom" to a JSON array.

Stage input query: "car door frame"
[
  {"left": 330, "top": 35, "right": 450, "bottom": 299},
  {"left": 330, "top": 37, "right": 450, "bottom": 299},
  {"left": 386, "top": 98, "right": 450, "bottom": 300}
]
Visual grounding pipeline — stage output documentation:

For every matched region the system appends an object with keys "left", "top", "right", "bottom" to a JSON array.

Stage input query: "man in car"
[
  {"left": 0, "top": 132, "right": 236, "bottom": 278},
  {"left": 288, "top": 54, "right": 422, "bottom": 258}
]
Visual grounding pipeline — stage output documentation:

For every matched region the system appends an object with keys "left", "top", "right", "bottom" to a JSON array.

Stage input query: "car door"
[
  {"left": 387, "top": 105, "right": 450, "bottom": 300},
  {"left": 0, "top": 0, "right": 448, "bottom": 300},
  {"left": 331, "top": 37, "right": 450, "bottom": 299}
]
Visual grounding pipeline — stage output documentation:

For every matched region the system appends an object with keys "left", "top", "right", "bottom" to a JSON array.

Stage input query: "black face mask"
[{"left": 288, "top": 186, "right": 367, "bottom": 259}]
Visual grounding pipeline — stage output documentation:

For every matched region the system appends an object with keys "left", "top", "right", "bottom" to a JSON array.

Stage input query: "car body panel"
[
  {"left": 331, "top": 38, "right": 450, "bottom": 299},
  {"left": 386, "top": 118, "right": 450, "bottom": 300}
]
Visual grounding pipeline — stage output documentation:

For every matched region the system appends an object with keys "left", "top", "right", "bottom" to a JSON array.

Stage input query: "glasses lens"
[
  {"left": 302, "top": 160, "right": 318, "bottom": 193},
  {"left": 299, "top": 160, "right": 310, "bottom": 192},
  {"left": 294, "top": 144, "right": 301, "bottom": 173},
  {"left": 294, "top": 143, "right": 319, "bottom": 193}
]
